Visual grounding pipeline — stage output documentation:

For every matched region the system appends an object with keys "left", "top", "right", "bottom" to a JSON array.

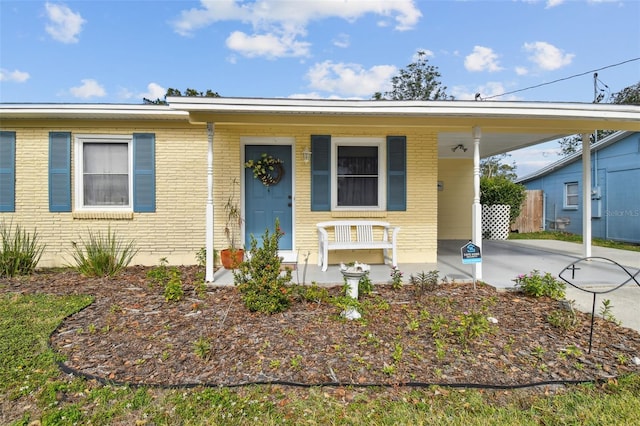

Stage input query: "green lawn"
[
  {"left": 509, "top": 231, "right": 640, "bottom": 252},
  {"left": 2, "top": 292, "right": 640, "bottom": 425}
]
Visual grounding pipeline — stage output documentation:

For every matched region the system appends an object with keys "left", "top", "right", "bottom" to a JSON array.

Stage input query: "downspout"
[
  {"left": 205, "top": 122, "right": 215, "bottom": 282},
  {"left": 582, "top": 133, "right": 592, "bottom": 258},
  {"left": 472, "top": 126, "right": 482, "bottom": 280}
]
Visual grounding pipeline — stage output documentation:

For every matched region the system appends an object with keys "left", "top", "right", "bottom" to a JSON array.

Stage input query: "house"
[
  {"left": 517, "top": 131, "right": 640, "bottom": 244},
  {"left": 1, "top": 99, "right": 639, "bottom": 282}
]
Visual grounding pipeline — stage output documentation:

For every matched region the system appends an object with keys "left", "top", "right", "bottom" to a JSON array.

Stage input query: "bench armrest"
[{"left": 383, "top": 226, "right": 400, "bottom": 242}]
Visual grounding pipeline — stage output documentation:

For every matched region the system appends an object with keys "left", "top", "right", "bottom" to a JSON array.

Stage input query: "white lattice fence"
[{"left": 482, "top": 204, "right": 511, "bottom": 240}]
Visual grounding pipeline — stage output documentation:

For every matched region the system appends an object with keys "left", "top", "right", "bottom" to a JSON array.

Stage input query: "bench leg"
[{"left": 321, "top": 247, "right": 328, "bottom": 271}]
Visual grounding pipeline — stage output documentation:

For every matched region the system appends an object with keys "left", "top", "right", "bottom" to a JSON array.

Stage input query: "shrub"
[
  {"left": 0, "top": 222, "right": 45, "bottom": 277},
  {"left": 410, "top": 270, "right": 439, "bottom": 295},
  {"left": 513, "top": 270, "right": 566, "bottom": 300},
  {"left": 164, "top": 269, "right": 184, "bottom": 302},
  {"left": 68, "top": 227, "right": 138, "bottom": 277},
  {"left": 480, "top": 176, "right": 526, "bottom": 223},
  {"left": 234, "top": 219, "right": 292, "bottom": 314}
]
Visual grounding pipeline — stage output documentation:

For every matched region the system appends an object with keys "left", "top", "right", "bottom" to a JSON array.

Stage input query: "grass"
[
  {"left": 509, "top": 231, "right": 640, "bottom": 252},
  {"left": 1, "top": 292, "right": 640, "bottom": 425}
]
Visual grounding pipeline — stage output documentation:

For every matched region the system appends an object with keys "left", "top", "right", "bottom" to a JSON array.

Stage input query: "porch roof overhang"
[
  {"left": 167, "top": 97, "right": 640, "bottom": 158},
  {"left": 0, "top": 103, "right": 189, "bottom": 121}
]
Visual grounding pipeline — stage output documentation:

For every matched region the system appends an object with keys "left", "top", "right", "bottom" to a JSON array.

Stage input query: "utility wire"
[{"left": 482, "top": 57, "right": 640, "bottom": 100}]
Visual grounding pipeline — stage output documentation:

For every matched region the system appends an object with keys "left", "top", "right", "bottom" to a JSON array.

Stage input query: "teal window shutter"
[
  {"left": 49, "top": 132, "right": 71, "bottom": 212},
  {"left": 133, "top": 133, "right": 155, "bottom": 212},
  {"left": 0, "top": 131, "right": 16, "bottom": 212},
  {"left": 387, "top": 135, "right": 406, "bottom": 211},
  {"left": 311, "top": 135, "right": 331, "bottom": 211}
]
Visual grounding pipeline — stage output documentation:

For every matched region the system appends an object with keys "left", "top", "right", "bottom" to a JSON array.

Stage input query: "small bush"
[
  {"left": 234, "top": 219, "right": 292, "bottom": 314},
  {"left": 164, "top": 269, "right": 184, "bottom": 302},
  {"left": 292, "top": 282, "right": 330, "bottom": 304},
  {"left": 68, "top": 227, "right": 138, "bottom": 277},
  {"left": 410, "top": 270, "right": 439, "bottom": 295},
  {"left": 0, "top": 222, "right": 45, "bottom": 277},
  {"left": 513, "top": 270, "right": 566, "bottom": 300}
]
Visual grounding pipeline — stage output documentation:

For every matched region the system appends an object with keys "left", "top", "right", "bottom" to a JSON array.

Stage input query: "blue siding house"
[{"left": 517, "top": 131, "right": 640, "bottom": 244}]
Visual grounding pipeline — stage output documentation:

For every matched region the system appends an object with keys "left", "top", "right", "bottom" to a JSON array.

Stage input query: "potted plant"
[{"left": 220, "top": 178, "right": 244, "bottom": 269}]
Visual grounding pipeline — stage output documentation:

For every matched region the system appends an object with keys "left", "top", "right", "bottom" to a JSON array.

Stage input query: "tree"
[
  {"left": 143, "top": 88, "right": 220, "bottom": 105},
  {"left": 480, "top": 154, "right": 517, "bottom": 180},
  {"left": 373, "top": 51, "right": 452, "bottom": 100},
  {"left": 558, "top": 80, "right": 639, "bottom": 155},
  {"left": 610, "top": 81, "right": 640, "bottom": 105}
]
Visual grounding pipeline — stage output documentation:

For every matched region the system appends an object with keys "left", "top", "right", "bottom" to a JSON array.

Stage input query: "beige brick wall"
[
  {"left": 212, "top": 125, "right": 439, "bottom": 266},
  {"left": 2, "top": 120, "right": 464, "bottom": 269},
  {"left": 1, "top": 120, "right": 207, "bottom": 267}
]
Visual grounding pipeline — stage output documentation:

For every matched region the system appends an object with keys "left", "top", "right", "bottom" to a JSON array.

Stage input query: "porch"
[{"left": 211, "top": 239, "right": 463, "bottom": 287}]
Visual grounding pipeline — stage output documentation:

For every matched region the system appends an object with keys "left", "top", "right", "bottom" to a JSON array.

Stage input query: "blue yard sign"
[{"left": 461, "top": 241, "right": 482, "bottom": 264}]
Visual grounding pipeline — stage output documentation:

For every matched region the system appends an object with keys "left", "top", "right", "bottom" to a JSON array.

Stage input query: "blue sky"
[{"left": 1, "top": 0, "right": 639, "bottom": 176}]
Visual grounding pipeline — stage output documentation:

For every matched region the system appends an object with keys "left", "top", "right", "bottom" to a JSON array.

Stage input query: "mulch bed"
[{"left": 2, "top": 266, "right": 640, "bottom": 388}]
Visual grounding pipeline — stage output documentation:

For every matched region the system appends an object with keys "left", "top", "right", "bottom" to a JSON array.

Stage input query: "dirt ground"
[{"left": 3, "top": 266, "right": 640, "bottom": 388}]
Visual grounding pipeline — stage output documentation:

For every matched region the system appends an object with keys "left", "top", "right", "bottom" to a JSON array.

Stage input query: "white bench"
[{"left": 316, "top": 220, "right": 400, "bottom": 272}]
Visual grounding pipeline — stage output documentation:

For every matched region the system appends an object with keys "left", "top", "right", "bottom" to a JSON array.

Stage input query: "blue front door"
[{"left": 244, "top": 145, "right": 293, "bottom": 249}]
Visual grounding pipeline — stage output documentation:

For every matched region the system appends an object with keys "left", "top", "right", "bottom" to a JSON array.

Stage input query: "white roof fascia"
[
  {"left": 0, "top": 103, "right": 189, "bottom": 120},
  {"left": 167, "top": 97, "right": 640, "bottom": 122}
]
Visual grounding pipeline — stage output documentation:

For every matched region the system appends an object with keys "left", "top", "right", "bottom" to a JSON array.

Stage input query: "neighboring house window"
[
  {"left": 564, "top": 182, "right": 579, "bottom": 209},
  {"left": 311, "top": 135, "right": 406, "bottom": 211},
  {"left": 73, "top": 134, "right": 155, "bottom": 212},
  {"left": 334, "top": 138, "right": 384, "bottom": 209}
]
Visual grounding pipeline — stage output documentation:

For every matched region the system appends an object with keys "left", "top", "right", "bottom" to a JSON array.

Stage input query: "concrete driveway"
[{"left": 478, "top": 240, "right": 640, "bottom": 332}]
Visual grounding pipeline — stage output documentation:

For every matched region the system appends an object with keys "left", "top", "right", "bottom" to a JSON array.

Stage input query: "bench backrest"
[{"left": 317, "top": 221, "right": 391, "bottom": 242}]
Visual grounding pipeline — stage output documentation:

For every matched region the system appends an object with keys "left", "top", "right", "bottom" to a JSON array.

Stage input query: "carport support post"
[
  {"left": 205, "top": 122, "right": 215, "bottom": 282},
  {"left": 581, "top": 133, "right": 592, "bottom": 258},
  {"left": 472, "top": 126, "right": 482, "bottom": 281}
]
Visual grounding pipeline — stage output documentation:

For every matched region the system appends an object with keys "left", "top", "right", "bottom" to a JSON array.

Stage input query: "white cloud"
[
  {"left": 451, "top": 81, "right": 519, "bottom": 101},
  {"left": 0, "top": 68, "right": 30, "bottom": 82},
  {"left": 306, "top": 61, "right": 397, "bottom": 97},
  {"left": 412, "top": 49, "right": 434, "bottom": 61},
  {"left": 545, "top": 0, "right": 565, "bottom": 7},
  {"left": 44, "top": 2, "right": 86, "bottom": 43},
  {"left": 464, "top": 46, "right": 503, "bottom": 72},
  {"left": 69, "top": 79, "right": 106, "bottom": 98},
  {"left": 226, "top": 31, "right": 310, "bottom": 58},
  {"left": 515, "top": 66, "right": 529, "bottom": 76},
  {"left": 172, "top": 0, "right": 421, "bottom": 58},
  {"left": 139, "top": 82, "right": 167, "bottom": 101},
  {"left": 333, "top": 33, "right": 350, "bottom": 49},
  {"left": 523, "top": 41, "right": 574, "bottom": 70}
]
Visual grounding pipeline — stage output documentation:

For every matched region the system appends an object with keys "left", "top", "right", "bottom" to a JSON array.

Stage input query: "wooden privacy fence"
[{"left": 511, "top": 190, "right": 543, "bottom": 233}]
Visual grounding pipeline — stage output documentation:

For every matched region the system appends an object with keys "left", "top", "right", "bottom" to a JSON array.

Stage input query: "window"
[
  {"left": 333, "top": 138, "right": 385, "bottom": 209},
  {"left": 75, "top": 135, "right": 132, "bottom": 210},
  {"left": 564, "top": 182, "right": 579, "bottom": 209},
  {"left": 311, "top": 135, "right": 405, "bottom": 212}
]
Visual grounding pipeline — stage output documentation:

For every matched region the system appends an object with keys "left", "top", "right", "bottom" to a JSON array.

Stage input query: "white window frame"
[
  {"left": 331, "top": 137, "right": 386, "bottom": 211},
  {"left": 74, "top": 134, "right": 133, "bottom": 212},
  {"left": 564, "top": 182, "right": 579, "bottom": 209}
]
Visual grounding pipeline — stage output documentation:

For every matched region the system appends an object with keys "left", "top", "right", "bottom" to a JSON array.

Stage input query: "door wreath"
[{"left": 245, "top": 153, "right": 284, "bottom": 187}]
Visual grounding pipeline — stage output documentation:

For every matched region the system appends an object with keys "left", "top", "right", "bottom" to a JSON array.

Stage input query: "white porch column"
[
  {"left": 581, "top": 132, "right": 592, "bottom": 258},
  {"left": 205, "top": 122, "right": 215, "bottom": 282},
  {"left": 472, "top": 126, "right": 483, "bottom": 280}
]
